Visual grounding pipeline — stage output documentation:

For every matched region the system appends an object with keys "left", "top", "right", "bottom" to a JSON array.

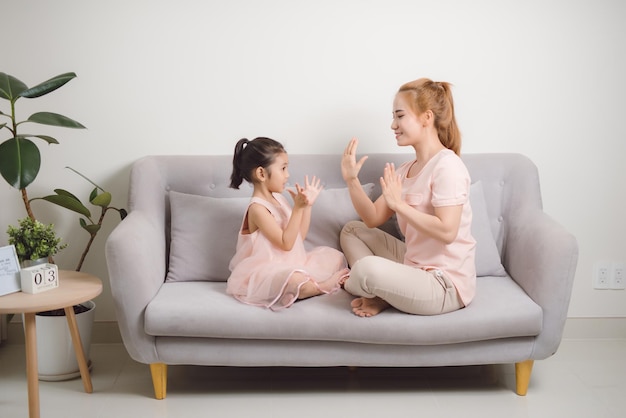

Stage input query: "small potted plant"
[{"left": 6, "top": 217, "right": 67, "bottom": 267}]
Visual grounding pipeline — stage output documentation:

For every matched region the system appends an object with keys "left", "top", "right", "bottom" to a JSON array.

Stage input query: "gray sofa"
[{"left": 105, "top": 153, "right": 578, "bottom": 399}]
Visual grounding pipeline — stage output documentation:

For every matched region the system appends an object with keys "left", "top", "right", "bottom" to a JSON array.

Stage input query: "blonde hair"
[{"left": 398, "top": 78, "right": 461, "bottom": 155}]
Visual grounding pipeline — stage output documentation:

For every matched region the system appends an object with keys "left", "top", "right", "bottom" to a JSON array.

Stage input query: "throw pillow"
[
  {"left": 470, "top": 181, "right": 507, "bottom": 277},
  {"left": 288, "top": 184, "right": 375, "bottom": 251},
  {"left": 166, "top": 191, "right": 249, "bottom": 282}
]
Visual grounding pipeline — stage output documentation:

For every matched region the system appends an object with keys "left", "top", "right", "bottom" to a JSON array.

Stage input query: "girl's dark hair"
[{"left": 229, "top": 137, "right": 286, "bottom": 189}]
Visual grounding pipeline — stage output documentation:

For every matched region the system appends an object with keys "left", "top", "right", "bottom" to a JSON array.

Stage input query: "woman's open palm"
[{"left": 341, "top": 137, "right": 368, "bottom": 182}]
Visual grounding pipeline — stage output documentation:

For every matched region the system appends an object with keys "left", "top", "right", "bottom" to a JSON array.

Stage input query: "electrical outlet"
[
  {"left": 610, "top": 262, "right": 625, "bottom": 290},
  {"left": 594, "top": 261, "right": 611, "bottom": 289}
]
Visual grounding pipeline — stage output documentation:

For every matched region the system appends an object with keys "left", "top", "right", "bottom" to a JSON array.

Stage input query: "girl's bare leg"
[
  {"left": 286, "top": 272, "right": 322, "bottom": 300},
  {"left": 298, "top": 280, "right": 322, "bottom": 299}
]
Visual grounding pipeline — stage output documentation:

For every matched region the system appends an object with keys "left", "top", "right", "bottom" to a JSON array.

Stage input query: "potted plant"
[
  {"left": 1, "top": 71, "right": 126, "bottom": 269},
  {"left": 0, "top": 72, "right": 86, "bottom": 220},
  {"left": 6, "top": 217, "right": 67, "bottom": 267},
  {"left": 1, "top": 71, "right": 124, "bottom": 380}
]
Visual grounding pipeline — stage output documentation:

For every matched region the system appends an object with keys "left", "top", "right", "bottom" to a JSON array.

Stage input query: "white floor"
[{"left": 0, "top": 339, "right": 625, "bottom": 418}]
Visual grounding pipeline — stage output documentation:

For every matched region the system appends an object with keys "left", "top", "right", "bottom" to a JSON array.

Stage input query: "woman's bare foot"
[{"left": 350, "top": 297, "right": 390, "bottom": 317}]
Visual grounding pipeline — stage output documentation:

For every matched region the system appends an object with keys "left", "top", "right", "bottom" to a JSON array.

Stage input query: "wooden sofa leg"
[
  {"left": 515, "top": 360, "right": 534, "bottom": 396},
  {"left": 150, "top": 363, "right": 167, "bottom": 400}
]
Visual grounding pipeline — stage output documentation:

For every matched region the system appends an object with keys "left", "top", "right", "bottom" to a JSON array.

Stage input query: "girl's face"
[
  {"left": 265, "top": 152, "right": 290, "bottom": 193},
  {"left": 390, "top": 93, "right": 426, "bottom": 147}
]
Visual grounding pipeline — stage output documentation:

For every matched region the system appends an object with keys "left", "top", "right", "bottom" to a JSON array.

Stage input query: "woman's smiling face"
[{"left": 390, "top": 93, "right": 426, "bottom": 147}]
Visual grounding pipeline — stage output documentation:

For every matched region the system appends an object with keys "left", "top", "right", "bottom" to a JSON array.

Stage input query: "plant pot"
[
  {"left": 25, "top": 300, "right": 96, "bottom": 381},
  {"left": 21, "top": 257, "right": 48, "bottom": 268}
]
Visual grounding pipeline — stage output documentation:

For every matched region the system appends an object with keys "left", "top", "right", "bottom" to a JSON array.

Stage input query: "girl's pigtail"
[{"left": 230, "top": 138, "right": 249, "bottom": 189}]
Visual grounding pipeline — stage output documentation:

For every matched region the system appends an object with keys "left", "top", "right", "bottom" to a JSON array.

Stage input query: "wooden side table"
[{"left": 0, "top": 270, "right": 102, "bottom": 418}]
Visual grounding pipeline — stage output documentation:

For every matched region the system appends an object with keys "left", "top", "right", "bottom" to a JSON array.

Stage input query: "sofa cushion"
[
  {"left": 369, "top": 181, "right": 506, "bottom": 277},
  {"left": 298, "top": 183, "right": 375, "bottom": 251},
  {"left": 470, "top": 181, "right": 506, "bottom": 276},
  {"left": 166, "top": 185, "right": 374, "bottom": 282},
  {"left": 166, "top": 181, "right": 503, "bottom": 282},
  {"left": 145, "top": 276, "right": 542, "bottom": 345},
  {"left": 166, "top": 191, "right": 248, "bottom": 282}
]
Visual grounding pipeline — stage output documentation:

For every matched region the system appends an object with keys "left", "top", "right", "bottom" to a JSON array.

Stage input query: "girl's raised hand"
[
  {"left": 287, "top": 183, "right": 308, "bottom": 208},
  {"left": 301, "top": 175, "right": 322, "bottom": 206},
  {"left": 341, "top": 137, "right": 368, "bottom": 182}
]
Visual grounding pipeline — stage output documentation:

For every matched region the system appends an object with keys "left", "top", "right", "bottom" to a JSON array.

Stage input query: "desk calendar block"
[{"left": 20, "top": 263, "right": 59, "bottom": 294}]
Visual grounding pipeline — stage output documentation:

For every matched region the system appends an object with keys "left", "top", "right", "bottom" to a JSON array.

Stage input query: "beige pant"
[{"left": 340, "top": 221, "right": 464, "bottom": 315}]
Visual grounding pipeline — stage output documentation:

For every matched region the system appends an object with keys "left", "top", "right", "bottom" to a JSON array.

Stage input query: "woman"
[{"left": 340, "top": 78, "right": 476, "bottom": 317}]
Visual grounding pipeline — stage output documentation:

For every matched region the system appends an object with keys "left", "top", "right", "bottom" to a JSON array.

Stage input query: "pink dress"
[{"left": 227, "top": 193, "right": 349, "bottom": 310}]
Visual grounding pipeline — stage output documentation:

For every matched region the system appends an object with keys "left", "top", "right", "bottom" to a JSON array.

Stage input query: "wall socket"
[
  {"left": 611, "top": 262, "right": 625, "bottom": 289},
  {"left": 594, "top": 261, "right": 625, "bottom": 290}
]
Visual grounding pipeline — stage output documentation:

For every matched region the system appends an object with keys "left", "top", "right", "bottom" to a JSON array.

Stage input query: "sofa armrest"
[
  {"left": 503, "top": 209, "right": 578, "bottom": 359},
  {"left": 105, "top": 210, "right": 166, "bottom": 364}
]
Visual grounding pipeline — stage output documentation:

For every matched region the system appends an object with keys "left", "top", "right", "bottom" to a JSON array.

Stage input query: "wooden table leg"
[
  {"left": 23, "top": 312, "right": 40, "bottom": 418},
  {"left": 64, "top": 306, "right": 93, "bottom": 393}
]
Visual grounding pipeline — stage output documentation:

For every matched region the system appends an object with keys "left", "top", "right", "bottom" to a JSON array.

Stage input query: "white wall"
[{"left": 1, "top": 0, "right": 625, "bottom": 323}]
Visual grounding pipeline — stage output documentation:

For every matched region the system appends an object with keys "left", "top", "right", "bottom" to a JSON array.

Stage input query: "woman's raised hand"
[
  {"left": 341, "top": 137, "right": 369, "bottom": 182},
  {"left": 380, "top": 162, "right": 403, "bottom": 211}
]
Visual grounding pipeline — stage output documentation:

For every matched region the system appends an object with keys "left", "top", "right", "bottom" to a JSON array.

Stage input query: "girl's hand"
[
  {"left": 341, "top": 137, "right": 368, "bottom": 182},
  {"left": 380, "top": 163, "right": 403, "bottom": 211},
  {"left": 301, "top": 175, "right": 322, "bottom": 206},
  {"left": 287, "top": 184, "right": 308, "bottom": 209}
]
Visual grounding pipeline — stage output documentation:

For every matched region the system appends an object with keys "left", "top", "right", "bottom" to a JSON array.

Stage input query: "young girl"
[
  {"left": 227, "top": 137, "right": 349, "bottom": 310},
  {"left": 340, "top": 78, "right": 476, "bottom": 318}
]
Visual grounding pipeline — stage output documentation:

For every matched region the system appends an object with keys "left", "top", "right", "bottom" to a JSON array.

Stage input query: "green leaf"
[
  {"left": 40, "top": 194, "right": 91, "bottom": 218},
  {"left": 27, "top": 112, "right": 86, "bottom": 129},
  {"left": 31, "top": 135, "right": 60, "bottom": 145},
  {"left": 0, "top": 73, "right": 28, "bottom": 102},
  {"left": 53, "top": 188, "right": 82, "bottom": 202},
  {"left": 19, "top": 72, "right": 77, "bottom": 99},
  {"left": 79, "top": 218, "right": 101, "bottom": 234},
  {"left": 91, "top": 191, "right": 111, "bottom": 207},
  {"left": 0, "top": 137, "right": 41, "bottom": 189},
  {"left": 15, "top": 134, "right": 60, "bottom": 145}
]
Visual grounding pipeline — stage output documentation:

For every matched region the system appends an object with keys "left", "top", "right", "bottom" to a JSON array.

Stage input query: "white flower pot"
[{"left": 27, "top": 300, "right": 96, "bottom": 381}]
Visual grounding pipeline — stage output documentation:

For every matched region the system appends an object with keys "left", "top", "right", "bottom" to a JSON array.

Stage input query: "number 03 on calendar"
[{"left": 20, "top": 263, "right": 59, "bottom": 294}]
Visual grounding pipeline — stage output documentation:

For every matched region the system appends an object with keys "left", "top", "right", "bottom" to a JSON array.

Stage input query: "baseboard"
[{"left": 3, "top": 317, "right": 625, "bottom": 346}]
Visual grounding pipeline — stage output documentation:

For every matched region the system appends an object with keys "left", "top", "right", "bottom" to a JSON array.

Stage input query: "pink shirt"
[{"left": 395, "top": 149, "right": 476, "bottom": 306}]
